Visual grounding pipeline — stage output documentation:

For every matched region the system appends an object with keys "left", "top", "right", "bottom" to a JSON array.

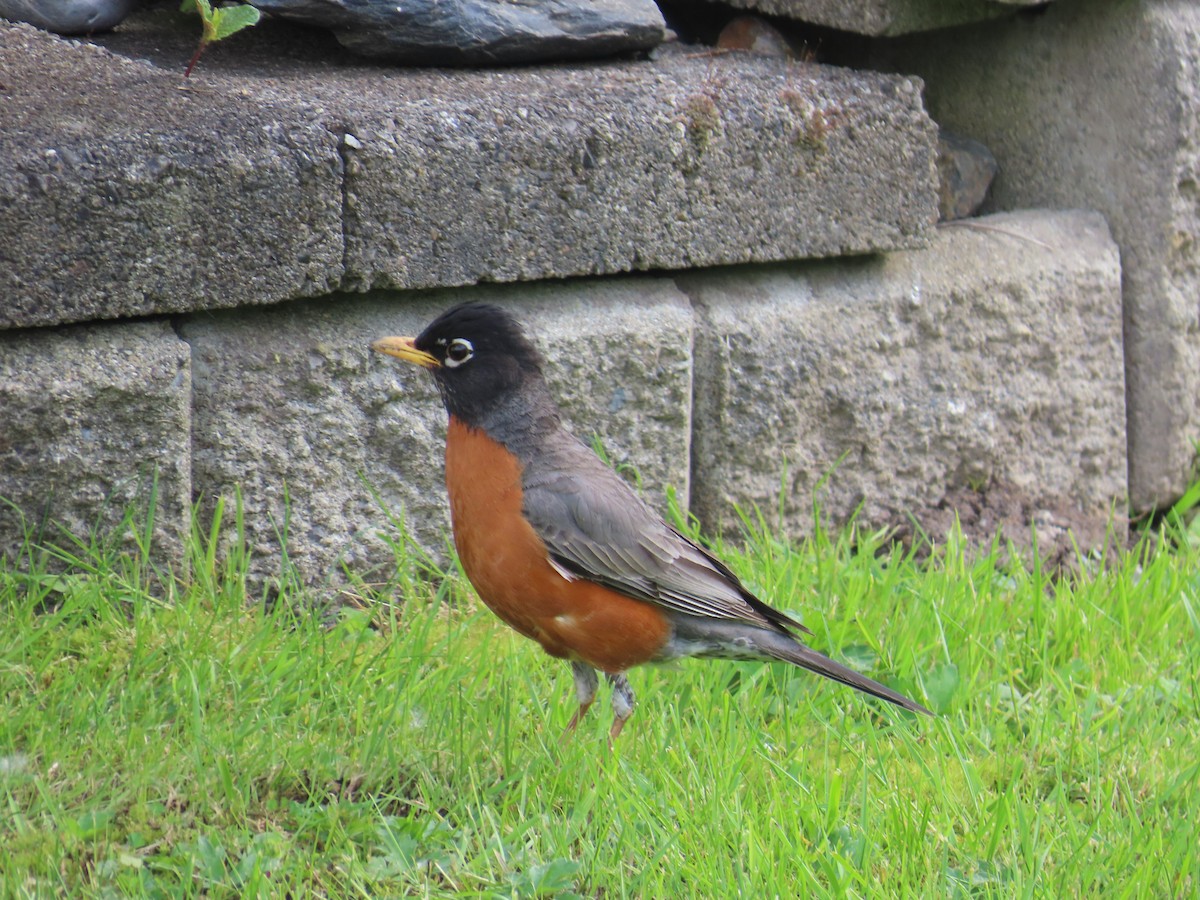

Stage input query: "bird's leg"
[
  {"left": 606, "top": 673, "right": 635, "bottom": 741},
  {"left": 562, "top": 661, "right": 599, "bottom": 738}
]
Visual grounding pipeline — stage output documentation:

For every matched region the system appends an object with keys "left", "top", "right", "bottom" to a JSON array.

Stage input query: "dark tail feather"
[
  {"left": 667, "top": 615, "right": 932, "bottom": 715},
  {"left": 773, "top": 640, "right": 932, "bottom": 715}
]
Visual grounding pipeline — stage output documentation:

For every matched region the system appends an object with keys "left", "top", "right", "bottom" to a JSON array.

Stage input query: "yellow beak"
[{"left": 371, "top": 336, "right": 440, "bottom": 369}]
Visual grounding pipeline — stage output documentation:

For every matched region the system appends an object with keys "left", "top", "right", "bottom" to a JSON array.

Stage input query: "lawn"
[{"left": 1, "top": 500, "right": 1197, "bottom": 897}]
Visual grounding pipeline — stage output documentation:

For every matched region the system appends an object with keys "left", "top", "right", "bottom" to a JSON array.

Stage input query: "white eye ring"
[{"left": 444, "top": 337, "right": 474, "bottom": 368}]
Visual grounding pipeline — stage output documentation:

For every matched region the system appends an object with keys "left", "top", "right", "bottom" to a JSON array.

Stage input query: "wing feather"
[{"left": 520, "top": 434, "right": 809, "bottom": 635}]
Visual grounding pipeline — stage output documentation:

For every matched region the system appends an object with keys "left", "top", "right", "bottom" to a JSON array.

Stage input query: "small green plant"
[
  {"left": 1161, "top": 442, "right": 1200, "bottom": 549},
  {"left": 779, "top": 87, "right": 841, "bottom": 156},
  {"left": 681, "top": 92, "right": 721, "bottom": 153},
  {"left": 180, "top": 0, "right": 261, "bottom": 78},
  {"left": 674, "top": 66, "right": 728, "bottom": 171}
]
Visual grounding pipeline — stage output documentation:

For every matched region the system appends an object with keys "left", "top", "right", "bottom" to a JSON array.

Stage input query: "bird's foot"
[
  {"left": 606, "top": 673, "right": 635, "bottom": 742},
  {"left": 560, "top": 699, "right": 594, "bottom": 743}
]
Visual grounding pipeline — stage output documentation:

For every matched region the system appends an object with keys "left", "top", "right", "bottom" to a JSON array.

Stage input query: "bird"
[{"left": 372, "top": 302, "right": 930, "bottom": 738}]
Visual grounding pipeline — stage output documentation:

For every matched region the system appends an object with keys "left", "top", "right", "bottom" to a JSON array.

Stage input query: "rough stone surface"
[
  {"left": 0, "top": 0, "right": 139, "bottom": 33},
  {"left": 336, "top": 46, "right": 936, "bottom": 292},
  {"left": 719, "top": 0, "right": 1017, "bottom": 37},
  {"left": 881, "top": 0, "right": 1200, "bottom": 511},
  {"left": 249, "top": 0, "right": 665, "bottom": 65},
  {"left": 179, "top": 280, "right": 692, "bottom": 587},
  {"left": 0, "top": 9, "right": 937, "bottom": 329},
  {"left": 0, "top": 320, "right": 191, "bottom": 567},
  {"left": 0, "top": 21, "right": 344, "bottom": 331},
  {"left": 681, "top": 210, "right": 1126, "bottom": 556}
]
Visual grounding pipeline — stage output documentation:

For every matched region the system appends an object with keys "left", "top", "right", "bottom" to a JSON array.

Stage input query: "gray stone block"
[
  {"left": 179, "top": 280, "right": 692, "bottom": 587},
  {"left": 682, "top": 210, "right": 1125, "bottom": 554},
  {"left": 719, "top": 0, "right": 1018, "bottom": 37},
  {"left": 0, "top": 10, "right": 937, "bottom": 329},
  {"left": 881, "top": 0, "right": 1200, "bottom": 511},
  {"left": 0, "top": 21, "right": 345, "bottom": 330},
  {"left": 337, "top": 46, "right": 937, "bottom": 290},
  {"left": 0, "top": 320, "right": 191, "bottom": 567}
]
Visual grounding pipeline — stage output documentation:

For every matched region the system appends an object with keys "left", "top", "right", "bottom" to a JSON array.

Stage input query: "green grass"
[{"left": 2, "top": 501, "right": 1198, "bottom": 898}]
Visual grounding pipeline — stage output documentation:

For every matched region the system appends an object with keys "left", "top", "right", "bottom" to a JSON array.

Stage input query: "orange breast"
[{"left": 444, "top": 416, "right": 671, "bottom": 673}]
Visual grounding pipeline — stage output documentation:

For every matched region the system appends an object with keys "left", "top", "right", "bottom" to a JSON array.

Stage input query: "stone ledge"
[
  {"left": 681, "top": 209, "right": 1126, "bottom": 554},
  {"left": 0, "top": 9, "right": 937, "bottom": 329},
  {"left": 335, "top": 49, "right": 936, "bottom": 292},
  {"left": 0, "top": 22, "right": 345, "bottom": 330}
]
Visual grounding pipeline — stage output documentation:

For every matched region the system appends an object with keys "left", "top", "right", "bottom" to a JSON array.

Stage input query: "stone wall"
[
  {"left": 2, "top": 0, "right": 1187, "bottom": 586},
  {"left": 879, "top": 0, "right": 1200, "bottom": 513}
]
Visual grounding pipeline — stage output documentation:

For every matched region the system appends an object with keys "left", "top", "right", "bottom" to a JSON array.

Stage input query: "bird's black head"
[{"left": 372, "top": 302, "right": 549, "bottom": 426}]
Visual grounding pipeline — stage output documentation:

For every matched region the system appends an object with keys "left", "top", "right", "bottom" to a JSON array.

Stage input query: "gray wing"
[{"left": 520, "top": 435, "right": 808, "bottom": 635}]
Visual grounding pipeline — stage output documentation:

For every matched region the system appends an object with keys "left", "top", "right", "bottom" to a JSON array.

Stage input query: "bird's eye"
[{"left": 444, "top": 338, "right": 474, "bottom": 368}]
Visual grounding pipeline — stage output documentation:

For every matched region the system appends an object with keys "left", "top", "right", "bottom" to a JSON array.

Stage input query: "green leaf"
[
  {"left": 1186, "top": 512, "right": 1200, "bottom": 549},
  {"left": 1169, "top": 476, "right": 1200, "bottom": 519},
  {"left": 924, "top": 662, "right": 960, "bottom": 713},
  {"left": 840, "top": 643, "right": 879, "bottom": 673},
  {"left": 512, "top": 858, "right": 582, "bottom": 896},
  {"left": 182, "top": 0, "right": 212, "bottom": 18},
  {"left": 829, "top": 825, "right": 867, "bottom": 869},
  {"left": 211, "top": 4, "right": 261, "bottom": 41},
  {"left": 374, "top": 821, "right": 419, "bottom": 867},
  {"left": 71, "top": 810, "right": 117, "bottom": 839},
  {"left": 187, "top": 835, "right": 229, "bottom": 883}
]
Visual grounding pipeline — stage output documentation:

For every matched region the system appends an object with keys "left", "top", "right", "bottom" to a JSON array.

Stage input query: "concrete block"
[
  {"left": 335, "top": 45, "right": 937, "bottom": 290},
  {"left": 718, "top": 0, "right": 1020, "bottom": 36},
  {"left": 0, "top": 9, "right": 937, "bottom": 329},
  {"left": 0, "top": 22, "right": 345, "bottom": 330},
  {"left": 881, "top": 0, "right": 1200, "bottom": 511},
  {"left": 179, "top": 280, "right": 692, "bottom": 586},
  {"left": 0, "top": 320, "right": 191, "bottom": 567},
  {"left": 682, "top": 210, "right": 1125, "bottom": 555}
]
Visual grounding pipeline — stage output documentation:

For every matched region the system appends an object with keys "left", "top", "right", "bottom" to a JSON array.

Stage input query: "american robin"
[{"left": 372, "top": 302, "right": 930, "bottom": 738}]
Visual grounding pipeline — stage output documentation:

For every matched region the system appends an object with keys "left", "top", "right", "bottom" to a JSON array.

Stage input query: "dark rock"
[
  {"left": 716, "top": 15, "right": 794, "bottom": 59},
  {"left": 936, "top": 130, "right": 998, "bottom": 221},
  {"left": 0, "top": 0, "right": 139, "bottom": 33},
  {"left": 249, "top": 0, "right": 666, "bottom": 65}
]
